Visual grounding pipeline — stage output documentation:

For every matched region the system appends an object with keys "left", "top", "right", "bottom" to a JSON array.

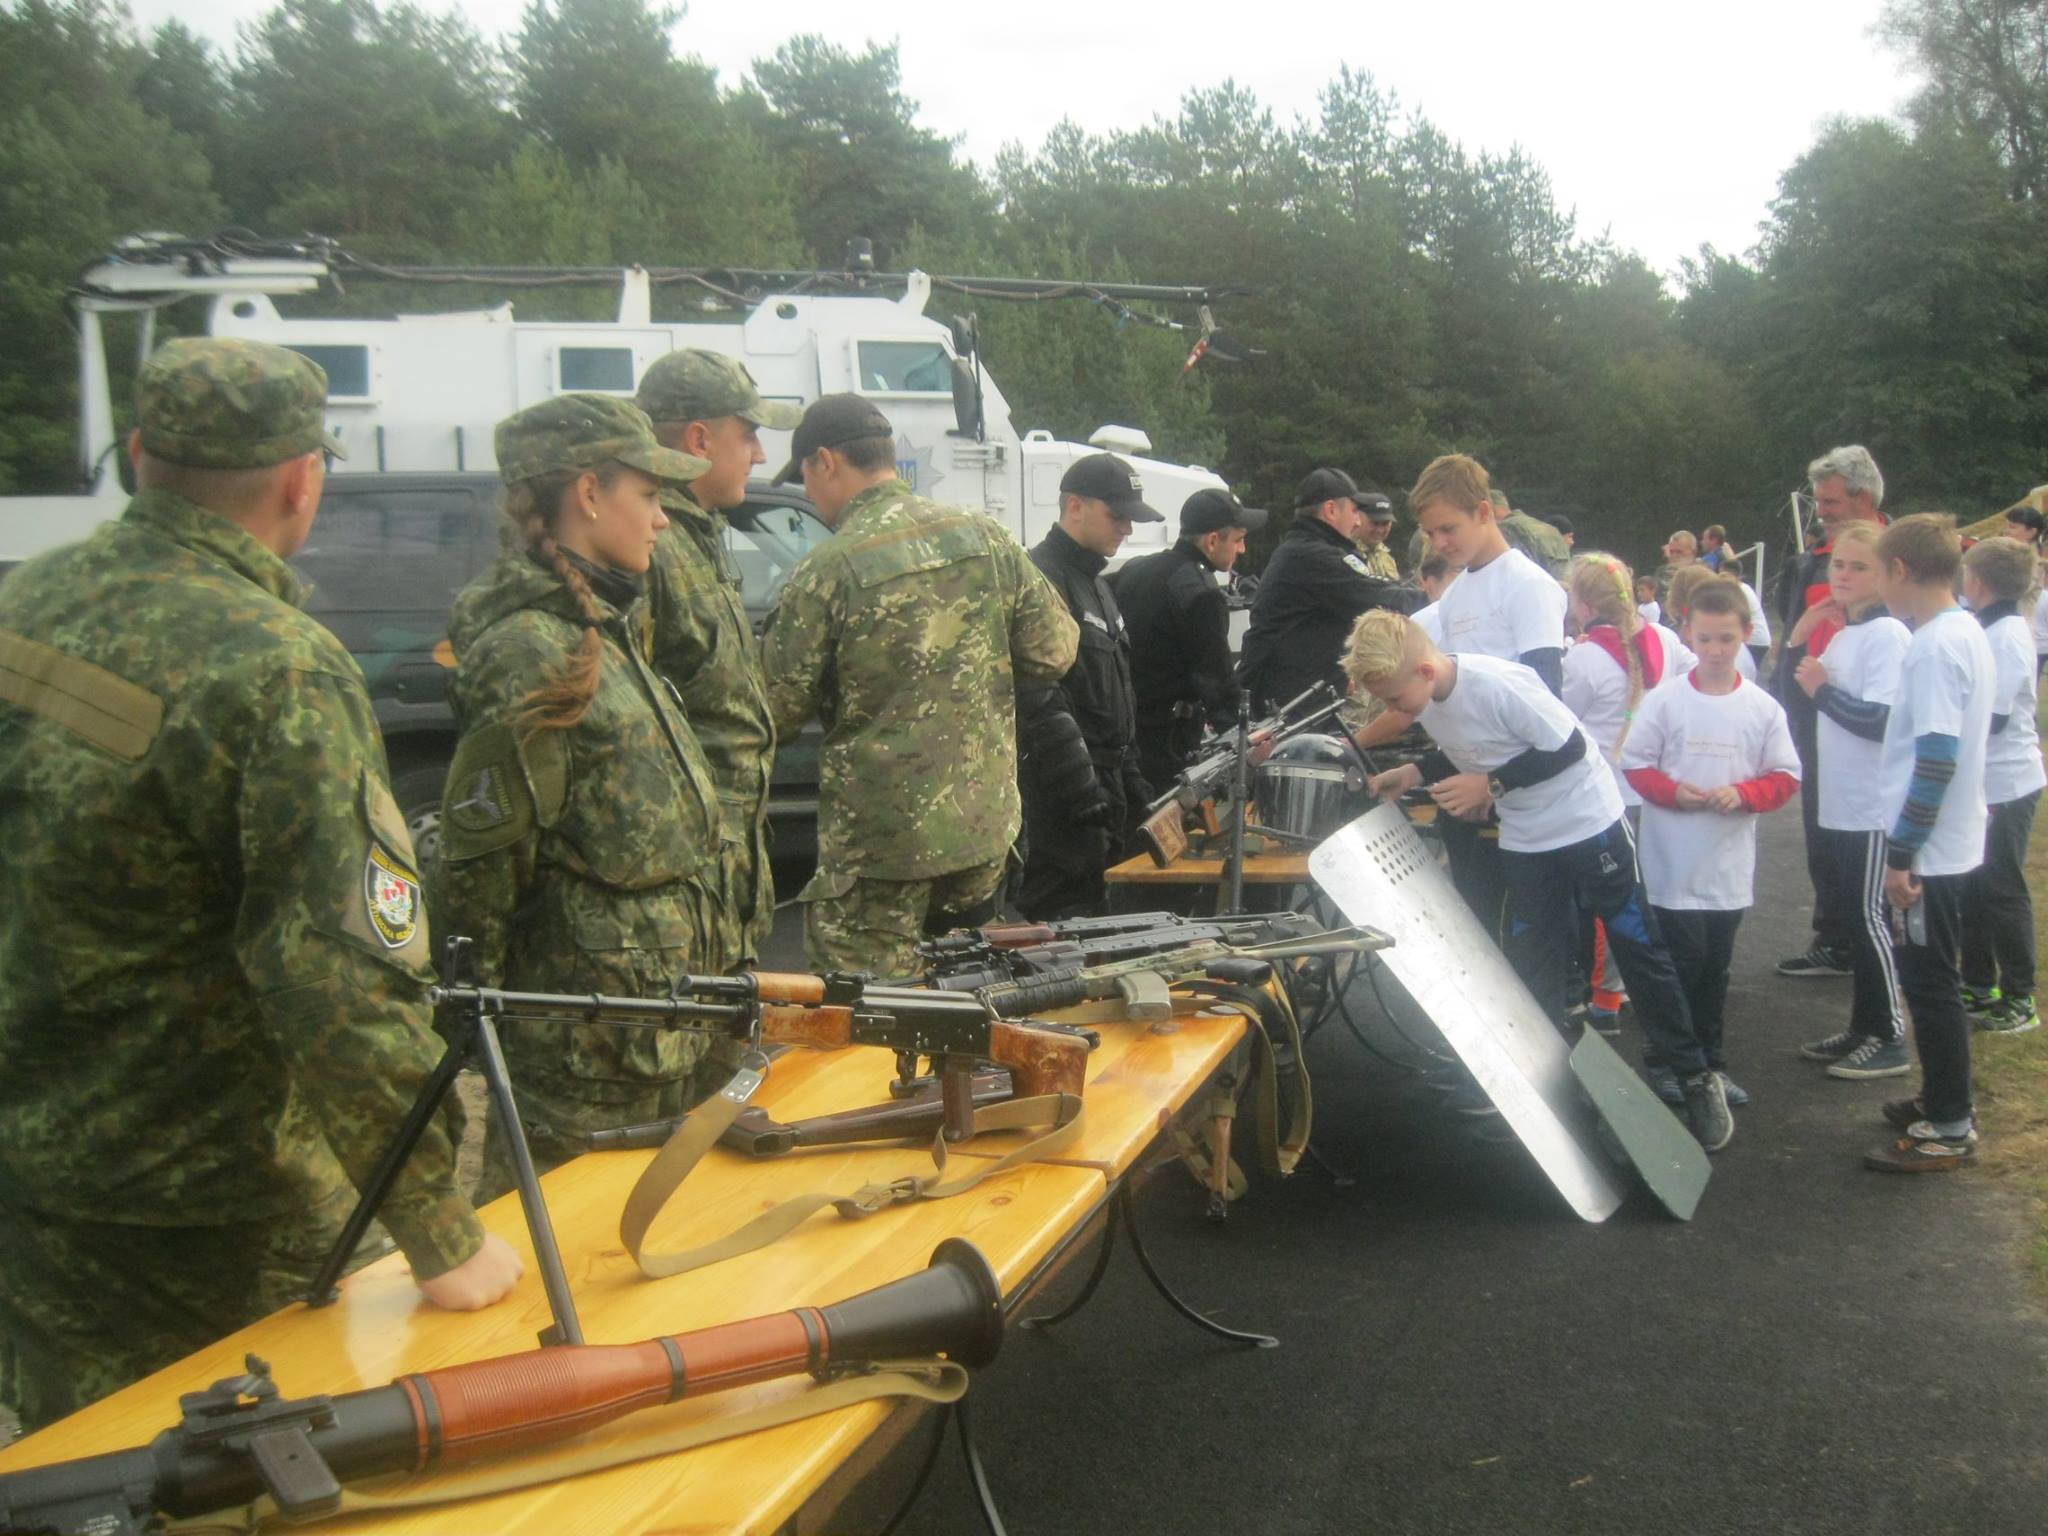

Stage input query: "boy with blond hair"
[
  {"left": 1352, "top": 610, "right": 1733, "bottom": 1150},
  {"left": 1958, "top": 536, "right": 2044, "bottom": 1033},
  {"left": 1863, "top": 516, "right": 1994, "bottom": 1172}
]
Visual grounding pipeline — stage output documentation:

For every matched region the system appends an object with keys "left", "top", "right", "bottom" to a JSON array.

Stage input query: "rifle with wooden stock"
[{"left": 1137, "top": 682, "right": 1347, "bottom": 865}]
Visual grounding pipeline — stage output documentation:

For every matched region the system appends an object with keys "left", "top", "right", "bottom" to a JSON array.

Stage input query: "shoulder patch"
[
  {"left": 1342, "top": 553, "right": 1373, "bottom": 577},
  {"left": 439, "top": 720, "right": 570, "bottom": 862},
  {"left": 364, "top": 844, "right": 421, "bottom": 948}
]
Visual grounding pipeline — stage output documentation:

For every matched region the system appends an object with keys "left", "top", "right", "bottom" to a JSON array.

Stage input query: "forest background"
[{"left": 2, "top": 0, "right": 2044, "bottom": 572}]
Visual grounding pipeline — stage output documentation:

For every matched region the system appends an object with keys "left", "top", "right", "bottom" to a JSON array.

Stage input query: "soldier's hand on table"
[
  {"left": 1368, "top": 762, "right": 1421, "bottom": 801},
  {"left": 1428, "top": 772, "right": 1493, "bottom": 821},
  {"left": 418, "top": 1234, "right": 524, "bottom": 1310}
]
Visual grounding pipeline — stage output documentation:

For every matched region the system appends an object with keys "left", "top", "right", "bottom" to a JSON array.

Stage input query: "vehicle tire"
[{"left": 390, "top": 761, "right": 450, "bottom": 874}]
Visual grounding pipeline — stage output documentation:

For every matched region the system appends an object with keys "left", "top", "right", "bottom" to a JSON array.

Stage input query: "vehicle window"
[
  {"left": 726, "top": 501, "right": 834, "bottom": 621},
  {"left": 855, "top": 340, "right": 952, "bottom": 395},
  {"left": 559, "top": 347, "right": 635, "bottom": 393},
  {"left": 285, "top": 344, "right": 371, "bottom": 399},
  {"left": 292, "top": 489, "right": 490, "bottom": 655}
]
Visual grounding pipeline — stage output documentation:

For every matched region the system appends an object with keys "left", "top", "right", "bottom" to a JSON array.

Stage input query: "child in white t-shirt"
[
  {"left": 1958, "top": 536, "right": 2045, "bottom": 1034},
  {"left": 1561, "top": 553, "right": 1695, "bottom": 1026},
  {"left": 1668, "top": 564, "right": 1757, "bottom": 682},
  {"left": 1621, "top": 581, "right": 1800, "bottom": 1107},
  {"left": 1350, "top": 610, "right": 1735, "bottom": 1151},
  {"left": 1863, "top": 516, "right": 1994, "bottom": 1172},
  {"left": 1790, "top": 522, "right": 1914, "bottom": 1078}
]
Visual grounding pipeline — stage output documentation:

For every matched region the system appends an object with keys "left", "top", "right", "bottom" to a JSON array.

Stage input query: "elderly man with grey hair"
[{"left": 1774, "top": 444, "right": 1887, "bottom": 979}]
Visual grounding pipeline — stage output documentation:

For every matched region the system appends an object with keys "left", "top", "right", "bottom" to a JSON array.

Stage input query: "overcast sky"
[{"left": 130, "top": 0, "right": 1917, "bottom": 275}]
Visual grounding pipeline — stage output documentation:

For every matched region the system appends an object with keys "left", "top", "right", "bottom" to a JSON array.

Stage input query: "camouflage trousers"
[
  {"left": 0, "top": 1183, "right": 356, "bottom": 1435},
  {"left": 477, "top": 1051, "right": 735, "bottom": 1204},
  {"left": 800, "top": 857, "right": 1007, "bottom": 979},
  {"left": 711, "top": 817, "right": 773, "bottom": 972}
]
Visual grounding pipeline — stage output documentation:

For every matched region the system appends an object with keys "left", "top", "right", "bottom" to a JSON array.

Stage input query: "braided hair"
[
  {"left": 1569, "top": 551, "right": 1645, "bottom": 760},
  {"left": 502, "top": 463, "right": 631, "bottom": 735}
]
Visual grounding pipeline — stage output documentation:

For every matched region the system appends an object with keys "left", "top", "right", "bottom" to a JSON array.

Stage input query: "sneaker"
[
  {"left": 1881, "top": 1096, "right": 1926, "bottom": 1130},
  {"left": 1826, "top": 1037, "right": 1912, "bottom": 1080},
  {"left": 1717, "top": 1071, "right": 1750, "bottom": 1108},
  {"left": 1683, "top": 1071, "right": 1734, "bottom": 1152},
  {"left": 1960, "top": 985, "right": 2002, "bottom": 1017},
  {"left": 1864, "top": 1125, "right": 1978, "bottom": 1171},
  {"left": 1587, "top": 1005, "right": 1624, "bottom": 1037},
  {"left": 1777, "top": 944, "right": 1852, "bottom": 978},
  {"left": 1799, "top": 1029, "right": 1862, "bottom": 1062},
  {"left": 1980, "top": 996, "right": 2040, "bottom": 1035},
  {"left": 1645, "top": 1063, "right": 1684, "bottom": 1105}
]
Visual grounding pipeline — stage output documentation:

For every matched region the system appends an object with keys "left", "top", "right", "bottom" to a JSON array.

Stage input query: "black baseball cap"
[
  {"left": 1544, "top": 512, "right": 1575, "bottom": 537},
  {"left": 1059, "top": 452, "right": 1163, "bottom": 522},
  {"left": 1359, "top": 490, "right": 1395, "bottom": 522},
  {"left": 1294, "top": 467, "right": 1365, "bottom": 510},
  {"left": 1179, "top": 487, "right": 1268, "bottom": 535},
  {"left": 772, "top": 392, "right": 894, "bottom": 483}
]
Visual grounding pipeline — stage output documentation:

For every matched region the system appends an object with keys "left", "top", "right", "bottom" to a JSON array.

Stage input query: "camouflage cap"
[
  {"left": 494, "top": 394, "right": 711, "bottom": 486},
  {"left": 635, "top": 350, "right": 803, "bottom": 431},
  {"left": 135, "top": 337, "right": 347, "bottom": 469}
]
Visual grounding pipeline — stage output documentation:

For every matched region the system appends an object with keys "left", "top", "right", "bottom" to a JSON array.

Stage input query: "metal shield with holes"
[{"left": 1309, "top": 804, "right": 1630, "bottom": 1223}]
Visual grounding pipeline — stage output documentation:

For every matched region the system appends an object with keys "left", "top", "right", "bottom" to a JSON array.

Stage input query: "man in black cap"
[
  {"left": 1240, "top": 467, "right": 1419, "bottom": 712},
  {"left": 1016, "top": 452, "right": 1164, "bottom": 919},
  {"left": 1351, "top": 488, "right": 1401, "bottom": 580},
  {"left": 1115, "top": 486, "right": 1268, "bottom": 790}
]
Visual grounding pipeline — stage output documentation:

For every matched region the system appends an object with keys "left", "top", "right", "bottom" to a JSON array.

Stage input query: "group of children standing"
[{"left": 1346, "top": 453, "right": 2040, "bottom": 1171}]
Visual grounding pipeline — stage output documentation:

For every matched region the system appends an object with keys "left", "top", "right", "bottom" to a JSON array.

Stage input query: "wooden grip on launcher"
[{"left": 398, "top": 1312, "right": 823, "bottom": 1469}]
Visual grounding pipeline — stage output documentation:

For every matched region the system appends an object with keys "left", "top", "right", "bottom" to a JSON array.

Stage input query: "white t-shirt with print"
[
  {"left": 1879, "top": 608, "right": 1993, "bottom": 878},
  {"left": 1418, "top": 653, "right": 1622, "bottom": 853},
  {"left": 1983, "top": 612, "right": 2047, "bottom": 805},
  {"left": 1621, "top": 674, "right": 1802, "bottom": 911},
  {"left": 1561, "top": 623, "right": 1696, "bottom": 806},
  {"left": 1434, "top": 549, "right": 1568, "bottom": 664},
  {"left": 1814, "top": 615, "right": 1912, "bottom": 832}
]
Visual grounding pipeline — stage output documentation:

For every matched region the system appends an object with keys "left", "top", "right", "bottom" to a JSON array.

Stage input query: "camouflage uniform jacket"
[
  {"left": 0, "top": 491, "right": 480, "bottom": 1276},
  {"left": 1350, "top": 538, "right": 1400, "bottom": 580},
  {"left": 761, "top": 479, "right": 1079, "bottom": 881},
  {"left": 1499, "top": 511, "right": 1572, "bottom": 578},
  {"left": 435, "top": 550, "right": 723, "bottom": 1086},
  {"left": 647, "top": 490, "right": 775, "bottom": 940}
]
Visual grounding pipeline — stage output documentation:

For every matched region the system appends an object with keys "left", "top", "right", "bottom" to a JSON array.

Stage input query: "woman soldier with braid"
[{"left": 432, "top": 395, "right": 726, "bottom": 1192}]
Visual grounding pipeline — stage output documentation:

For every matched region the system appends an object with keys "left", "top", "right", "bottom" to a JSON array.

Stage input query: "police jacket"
[
  {"left": 1114, "top": 538, "right": 1238, "bottom": 737},
  {"left": 1018, "top": 524, "right": 1141, "bottom": 809},
  {"left": 1240, "top": 513, "right": 1419, "bottom": 710}
]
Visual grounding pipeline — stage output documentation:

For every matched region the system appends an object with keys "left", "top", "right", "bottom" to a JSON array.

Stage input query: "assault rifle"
[
  {"left": 913, "top": 911, "right": 1325, "bottom": 993},
  {"left": 1137, "top": 683, "right": 1348, "bottom": 866},
  {"left": 0, "top": 1242, "right": 1002, "bottom": 1536},
  {"left": 304, "top": 939, "right": 1090, "bottom": 1350}
]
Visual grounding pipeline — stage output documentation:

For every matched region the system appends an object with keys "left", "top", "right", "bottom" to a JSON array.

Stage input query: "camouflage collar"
[
  {"left": 836, "top": 478, "right": 914, "bottom": 536},
  {"left": 658, "top": 485, "right": 721, "bottom": 527},
  {"left": 123, "top": 489, "right": 304, "bottom": 607}
]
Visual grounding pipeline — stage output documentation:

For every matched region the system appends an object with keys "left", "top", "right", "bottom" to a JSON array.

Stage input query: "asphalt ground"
[{"left": 841, "top": 808, "right": 2048, "bottom": 1536}]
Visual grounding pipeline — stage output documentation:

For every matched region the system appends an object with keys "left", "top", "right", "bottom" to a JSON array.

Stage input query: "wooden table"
[
  {"left": 0, "top": 1009, "right": 1249, "bottom": 1534},
  {"left": 1104, "top": 849, "right": 1311, "bottom": 887}
]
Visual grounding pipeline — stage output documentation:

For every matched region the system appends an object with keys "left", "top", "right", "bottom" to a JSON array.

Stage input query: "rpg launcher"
[
  {"left": 0, "top": 1241, "right": 1002, "bottom": 1536},
  {"left": 1137, "top": 683, "right": 1348, "bottom": 866}
]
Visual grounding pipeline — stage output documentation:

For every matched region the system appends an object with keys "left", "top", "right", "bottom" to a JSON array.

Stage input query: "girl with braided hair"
[
  {"left": 432, "top": 395, "right": 727, "bottom": 1193},
  {"left": 1562, "top": 554, "right": 1695, "bottom": 1034}
]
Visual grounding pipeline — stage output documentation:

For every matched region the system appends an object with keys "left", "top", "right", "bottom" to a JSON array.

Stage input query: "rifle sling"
[
  {"left": 621, "top": 1085, "right": 1086, "bottom": 1279},
  {"left": 163, "top": 1359, "right": 968, "bottom": 1533},
  {"left": 1177, "top": 976, "right": 1311, "bottom": 1178}
]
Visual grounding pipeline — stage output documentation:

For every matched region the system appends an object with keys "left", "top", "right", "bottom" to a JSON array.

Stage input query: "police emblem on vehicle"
[{"left": 365, "top": 845, "right": 421, "bottom": 947}]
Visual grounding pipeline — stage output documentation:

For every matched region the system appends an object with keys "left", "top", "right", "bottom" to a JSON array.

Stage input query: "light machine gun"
[
  {"left": 1137, "top": 683, "right": 1348, "bottom": 867},
  {"left": 0, "top": 1242, "right": 1003, "bottom": 1536},
  {"left": 302, "top": 940, "right": 1090, "bottom": 1351}
]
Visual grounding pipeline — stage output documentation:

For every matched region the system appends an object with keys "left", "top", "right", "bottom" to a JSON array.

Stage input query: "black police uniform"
[
  {"left": 1017, "top": 522, "right": 1148, "bottom": 920},
  {"left": 1240, "top": 514, "right": 1417, "bottom": 711},
  {"left": 1117, "top": 539, "right": 1239, "bottom": 790}
]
